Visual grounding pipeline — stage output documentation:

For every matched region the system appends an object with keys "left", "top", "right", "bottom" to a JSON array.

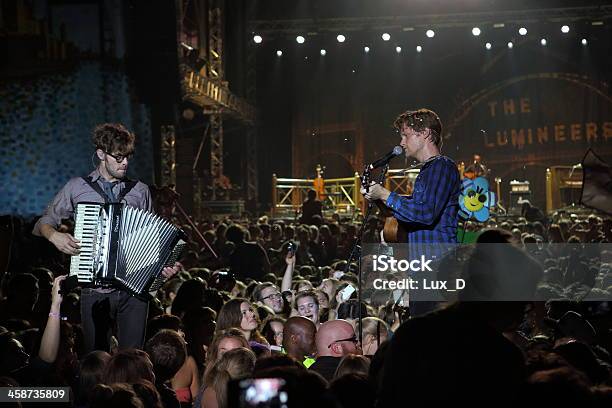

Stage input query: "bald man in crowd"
[
  {"left": 309, "top": 319, "right": 361, "bottom": 381},
  {"left": 283, "top": 316, "right": 316, "bottom": 367}
]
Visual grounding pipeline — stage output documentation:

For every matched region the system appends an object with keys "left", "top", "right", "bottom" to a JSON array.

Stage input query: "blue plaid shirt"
[{"left": 385, "top": 155, "right": 460, "bottom": 244}]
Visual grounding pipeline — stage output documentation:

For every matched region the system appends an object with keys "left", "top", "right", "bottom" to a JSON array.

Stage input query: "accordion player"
[{"left": 68, "top": 202, "right": 186, "bottom": 298}]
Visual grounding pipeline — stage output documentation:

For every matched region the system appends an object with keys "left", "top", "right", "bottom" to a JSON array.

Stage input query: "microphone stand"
[{"left": 344, "top": 164, "right": 389, "bottom": 345}]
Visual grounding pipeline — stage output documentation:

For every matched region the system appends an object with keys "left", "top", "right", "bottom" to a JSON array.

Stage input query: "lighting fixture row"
[
  {"left": 255, "top": 24, "right": 585, "bottom": 44},
  {"left": 273, "top": 37, "right": 589, "bottom": 56}
]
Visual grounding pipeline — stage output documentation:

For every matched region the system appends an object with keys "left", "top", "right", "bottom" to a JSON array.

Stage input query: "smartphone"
[
  {"left": 286, "top": 242, "right": 296, "bottom": 255},
  {"left": 228, "top": 378, "right": 288, "bottom": 408},
  {"left": 339, "top": 284, "right": 356, "bottom": 302},
  {"left": 332, "top": 270, "right": 345, "bottom": 279}
]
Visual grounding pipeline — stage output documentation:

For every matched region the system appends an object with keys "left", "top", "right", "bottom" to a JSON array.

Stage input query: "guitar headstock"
[
  {"left": 361, "top": 165, "right": 372, "bottom": 189},
  {"left": 315, "top": 164, "right": 324, "bottom": 178}
]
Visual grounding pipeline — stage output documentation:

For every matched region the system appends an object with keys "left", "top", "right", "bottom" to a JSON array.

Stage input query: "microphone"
[{"left": 369, "top": 146, "right": 404, "bottom": 169}]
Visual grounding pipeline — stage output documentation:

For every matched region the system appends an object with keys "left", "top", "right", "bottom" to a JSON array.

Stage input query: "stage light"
[
  {"left": 582, "top": 38, "right": 588, "bottom": 45},
  {"left": 472, "top": 27, "right": 481, "bottom": 36},
  {"left": 320, "top": 49, "right": 327, "bottom": 55},
  {"left": 180, "top": 42, "right": 194, "bottom": 51},
  {"left": 561, "top": 25, "right": 570, "bottom": 33},
  {"left": 507, "top": 41, "right": 513, "bottom": 49},
  {"left": 253, "top": 35, "right": 262, "bottom": 44},
  {"left": 337, "top": 34, "right": 346, "bottom": 43},
  {"left": 541, "top": 38, "right": 547, "bottom": 46},
  {"left": 426, "top": 29, "right": 435, "bottom": 38},
  {"left": 416, "top": 45, "right": 422, "bottom": 53},
  {"left": 364, "top": 46, "right": 370, "bottom": 53},
  {"left": 296, "top": 35, "right": 305, "bottom": 44},
  {"left": 519, "top": 27, "right": 527, "bottom": 36},
  {"left": 485, "top": 42, "right": 492, "bottom": 50},
  {"left": 382, "top": 33, "right": 391, "bottom": 41},
  {"left": 276, "top": 50, "right": 283, "bottom": 57},
  {"left": 396, "top": 46, "right": 402, "bottom": 53}
]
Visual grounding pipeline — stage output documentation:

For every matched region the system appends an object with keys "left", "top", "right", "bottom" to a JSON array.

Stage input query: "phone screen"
[
  {"left": 340, "top": 284, "right": 356, "bottom": 301},
  {"left": 229, "top": 378, "right": 288, "bottom": 408}
]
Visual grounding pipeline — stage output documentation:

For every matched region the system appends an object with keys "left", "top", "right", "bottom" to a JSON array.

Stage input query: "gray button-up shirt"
[{"left": 32, "top": 168, "right": 152, "bottom": 236}]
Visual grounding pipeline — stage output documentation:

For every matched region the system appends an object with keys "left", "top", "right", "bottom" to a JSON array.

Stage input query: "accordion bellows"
[{"left": 70, "top": 203, "right": 186, "bottom": 296}]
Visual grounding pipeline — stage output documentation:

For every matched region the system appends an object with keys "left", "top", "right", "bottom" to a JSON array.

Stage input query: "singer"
[{"left": 361, "top": 108, "right": 460, "bottom": 244}]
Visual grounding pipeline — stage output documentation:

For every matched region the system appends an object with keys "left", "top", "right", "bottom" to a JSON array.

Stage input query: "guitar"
[
  {"left": 361, "top": 165, "right": 407, "bottom": 243},
  {"left": 313, "top": 164, "right": 326, "bottom": 201}
]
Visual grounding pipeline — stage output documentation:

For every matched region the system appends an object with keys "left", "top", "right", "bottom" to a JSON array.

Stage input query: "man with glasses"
[
  {"left": 252, "top": 252, "right": 295, "bottom": 317},
  {"left": 33, "top": 123, "right": 178, "bottom": 353},
  {"left": 309, "top": 319, "right": 361, "bottom": 381},
  {"left": 253, "top": 282, "right": 286, "bottom": 315}
]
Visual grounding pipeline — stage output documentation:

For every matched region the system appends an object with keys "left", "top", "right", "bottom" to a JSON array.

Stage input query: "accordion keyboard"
[{"left": 70, "top": 203, "right": 103, "bottom": 283}]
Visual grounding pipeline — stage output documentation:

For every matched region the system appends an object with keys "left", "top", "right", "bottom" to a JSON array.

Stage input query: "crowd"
[{"left": 0, "top": 206, "right": 611, "bottom": 407}]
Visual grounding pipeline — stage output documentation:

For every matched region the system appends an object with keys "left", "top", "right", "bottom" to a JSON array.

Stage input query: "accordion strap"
[
  {"left": 117, "top": 180, "right": 137, "bottom": 202},
  {"left": 82, "top": 176, "right": 138, "bottom": 204}
]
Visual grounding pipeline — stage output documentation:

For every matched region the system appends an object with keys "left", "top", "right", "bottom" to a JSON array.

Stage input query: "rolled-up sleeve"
[{"left": 32, "top": 181, "right": 75, "bottom": 236}]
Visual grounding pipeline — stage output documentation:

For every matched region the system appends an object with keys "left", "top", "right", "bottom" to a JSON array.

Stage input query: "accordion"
[{"left": 69, "top": 202, "right": 186, "bottom": 297}]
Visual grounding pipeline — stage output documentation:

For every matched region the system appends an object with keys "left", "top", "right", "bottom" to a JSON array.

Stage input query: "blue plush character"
[{"left": 458, "top": 177, "right": 496, "bottom": 222}]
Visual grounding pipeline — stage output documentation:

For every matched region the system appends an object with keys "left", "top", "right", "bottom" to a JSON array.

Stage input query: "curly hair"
[
  {"left": 92, "top": 123, "right": 135, "bottom": 155},
  {"left": 393, "top": 108, "right": 443, "bottom": 148}
]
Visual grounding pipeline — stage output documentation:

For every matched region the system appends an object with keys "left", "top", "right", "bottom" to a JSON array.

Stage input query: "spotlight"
[
  {"left": 296, "top": 35, "right": 305, "bottom": 44},
  {"left": 561, "top": 25, "right": 570, "bottom": 33},
  {"left": 320, "top": 49, "right": 327, "bottom": 55},
  {"left": 416, "top": 45, "right": 422, "bottom": 53},
  {"left": 276, "top": 50, "right": 283, "bottom": 57},
  {"left": 337, "top": 34, "right": 346, "bottom": 43},
  {"left": 396, "top": 46, "right": 402, "bottom": 53},
  {"left": 253, "top": 35, "right": 262, "bottom": 44},
  {"left": 507, "top": 41, "right": 513, "bottom": 49},
  {"left": 364, "top": 46, "right": 370, "bottom": 53},
  {"left": 485, "top": 42, "right": 492, "bottom": 50},
  {"left": 472, "top": 27, "right": 481, "bottom": 36},
  {"left": 519, "top": 27, "right": 527, "bottom": 36},
  {"left": 426, "top": 29, "right": 435, "bottom": 38},
  {"left": 382, "top": 33, "right": 391, "bottom": 41},
  {"left": 541, "top": 38, "right": 547, "bottom": 46},
  {"left": 582, "top": 38, "right": 588, "bottom": 45}
]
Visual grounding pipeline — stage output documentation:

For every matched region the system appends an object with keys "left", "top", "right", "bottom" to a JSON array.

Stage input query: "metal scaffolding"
[
  {"left": 180, "top": 0, "right": 257, "bottom": 205},
  {"left": 160, "top": 125, "right": 177, "bottom": 187}
]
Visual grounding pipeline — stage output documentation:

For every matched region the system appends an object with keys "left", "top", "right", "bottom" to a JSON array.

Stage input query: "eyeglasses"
[
  {"left": 327, "top": 335, "right": 358, "bottom": 349},
  {"left": 105, "top": 151, "right": 134, "bottom": 163},
  {"left": 261, "top": 293, "right": 282, "bottom": 301}
]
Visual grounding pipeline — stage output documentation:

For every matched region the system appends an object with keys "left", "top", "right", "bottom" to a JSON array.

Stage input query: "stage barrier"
[{"left": 271, "top": 169, "right": 420, "bottom": 219}]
